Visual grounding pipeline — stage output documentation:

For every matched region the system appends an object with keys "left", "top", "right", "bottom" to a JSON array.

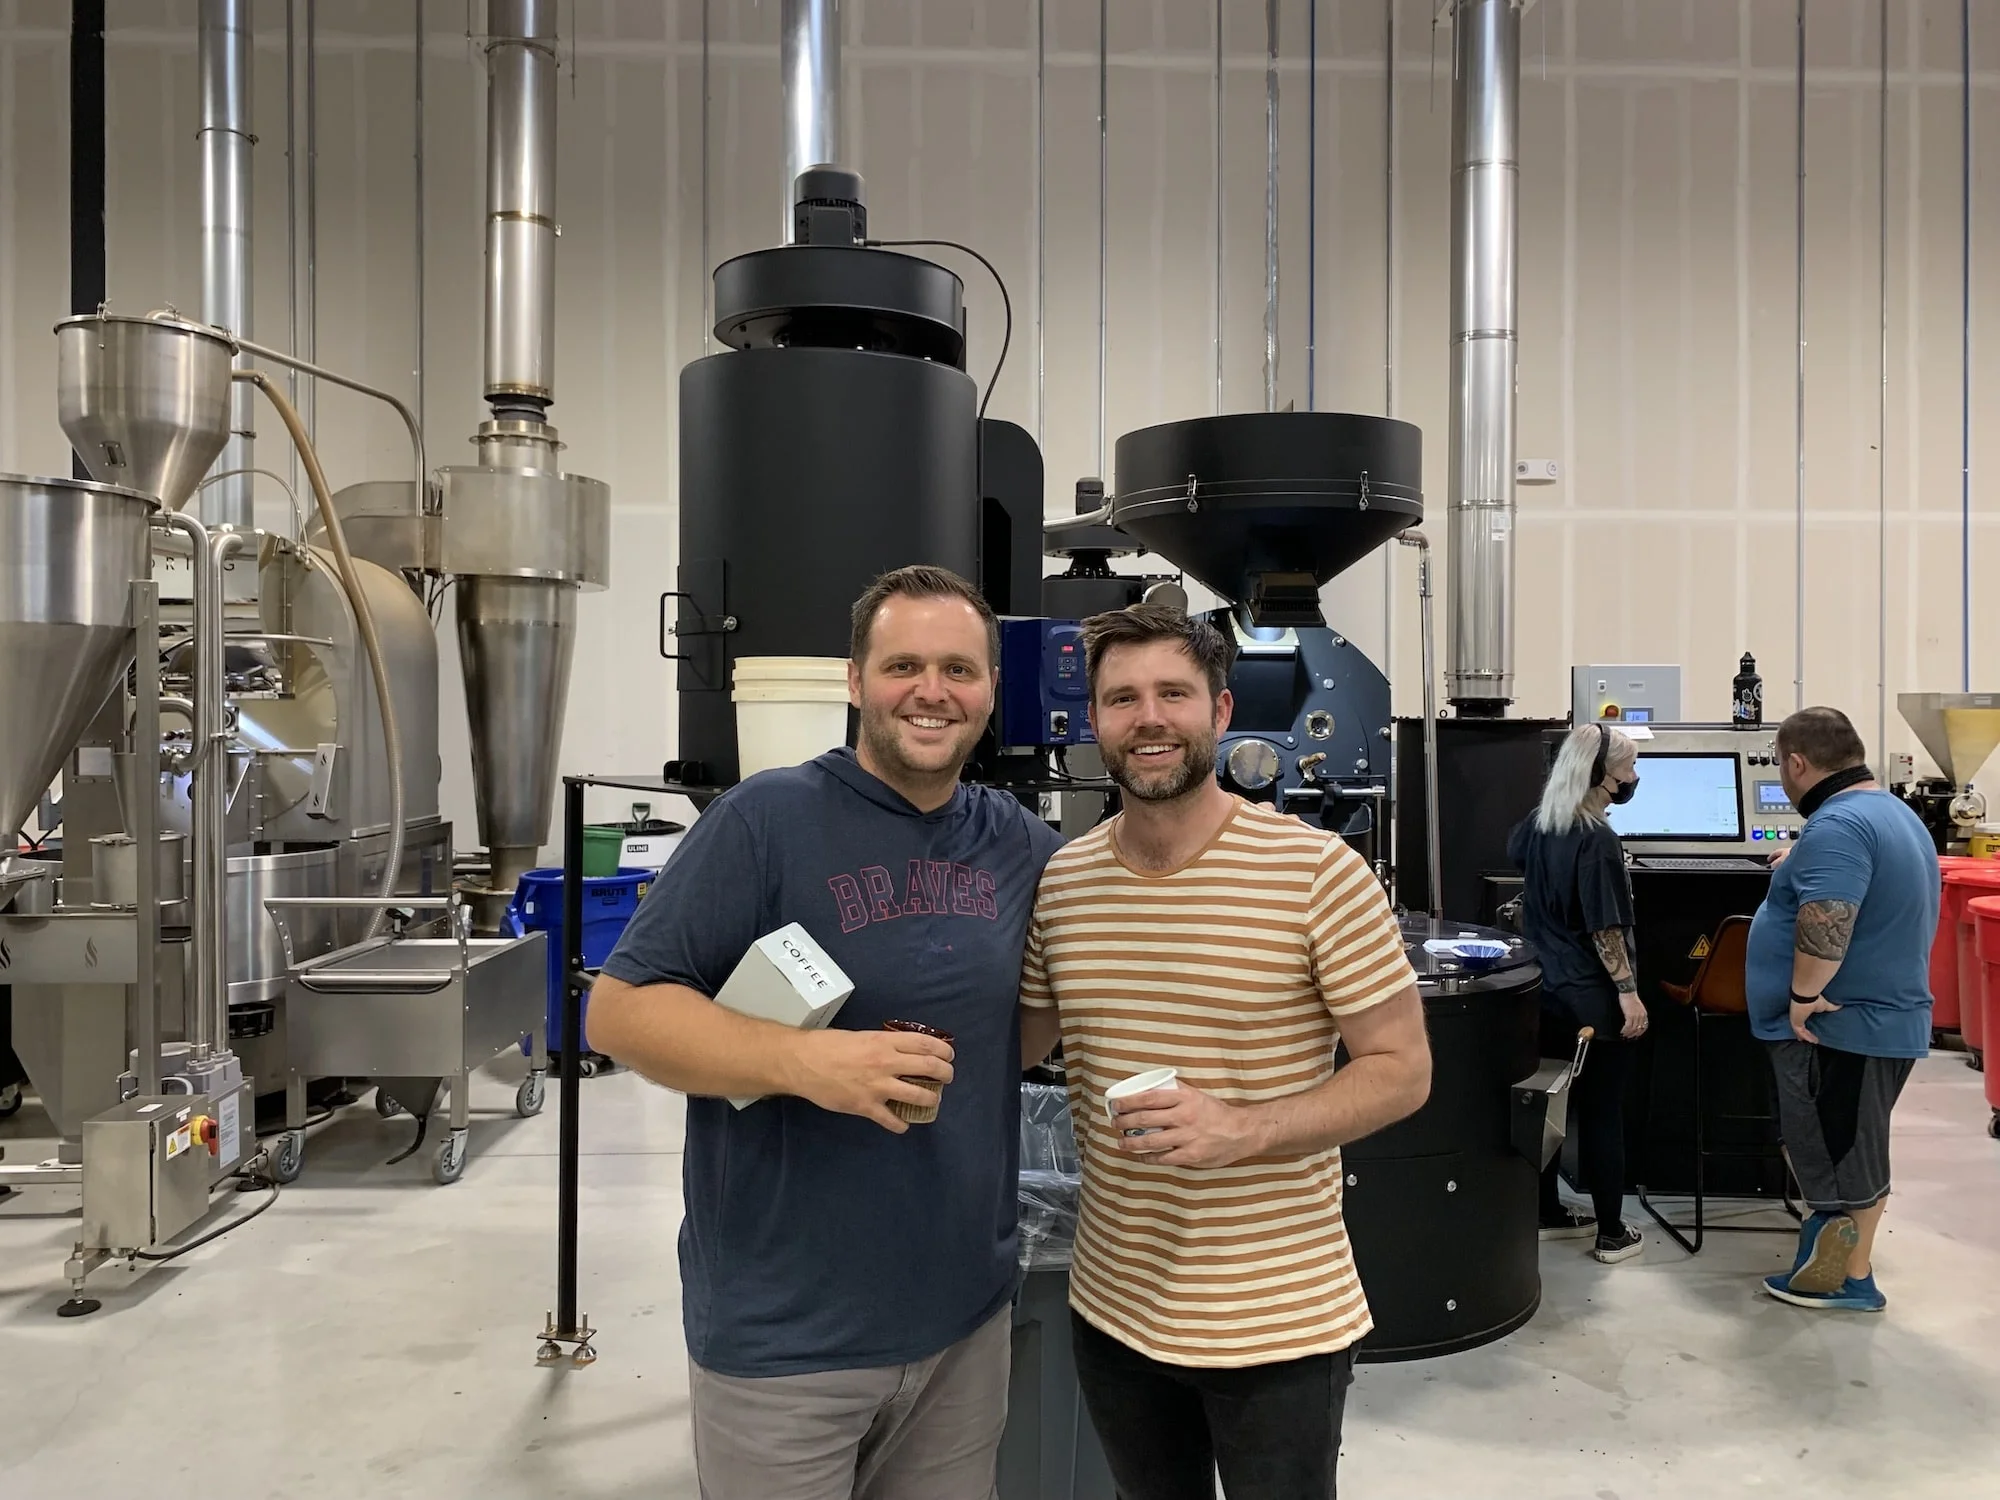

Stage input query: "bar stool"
[{"left": 1638, "top": 915, "right": 1801, "bottom": 1253}]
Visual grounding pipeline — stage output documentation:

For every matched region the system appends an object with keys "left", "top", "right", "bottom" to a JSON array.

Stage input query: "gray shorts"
[
  {"left": 689, "top": 1305, "right": 1011, "bottom": 1500},
  {"left": 1766, "top": 1040, "right": 1915, "bottom": 1213}
]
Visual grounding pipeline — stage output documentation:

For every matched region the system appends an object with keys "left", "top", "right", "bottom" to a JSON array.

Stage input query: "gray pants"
[
  {"left": 689, "top": 1306, "right": 1011, "bottom": 1500},
  {"left": 1767, "top": 1039, "right": 1915, "bottom": 1213}
]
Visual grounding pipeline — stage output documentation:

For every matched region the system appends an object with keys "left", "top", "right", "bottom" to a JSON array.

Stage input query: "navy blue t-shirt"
[{"left": 599, "top": 748, "right": 1064, "bottom": 1378}]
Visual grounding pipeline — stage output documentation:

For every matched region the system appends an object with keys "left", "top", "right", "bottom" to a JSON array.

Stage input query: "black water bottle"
[{"left": 1732, "top": 653, "right": 1763, "bottom": 727}]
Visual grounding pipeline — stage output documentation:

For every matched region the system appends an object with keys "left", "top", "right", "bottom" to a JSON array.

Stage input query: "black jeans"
[
  {"left": 1069, "top": 1311, "right": 1355, "bottom": 1500},
  {"left": 1539, "top": 1008, "right": 1634, "bottom": 1234}
]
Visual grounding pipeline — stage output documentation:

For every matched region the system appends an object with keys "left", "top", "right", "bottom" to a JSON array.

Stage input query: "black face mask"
[{"left": 1607, "top": 776, "right": 1639, "bottom": 806}]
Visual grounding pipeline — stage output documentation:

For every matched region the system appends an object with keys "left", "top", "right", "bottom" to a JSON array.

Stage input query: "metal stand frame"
[
  {"left": 537, "top": 772, "right": 673, "bottom": 1368},
  {"left": 1637, "top": 1006, "right": 1803, "bottom": 1255}
]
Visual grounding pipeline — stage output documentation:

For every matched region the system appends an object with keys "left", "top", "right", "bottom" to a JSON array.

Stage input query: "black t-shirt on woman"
[{"left": 1507, "top": 815, "right": 1636, "bottom": 1032}]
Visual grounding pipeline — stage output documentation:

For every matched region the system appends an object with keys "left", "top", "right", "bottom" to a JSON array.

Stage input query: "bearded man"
[
  {"left": 1018, "top": 603, "right": 1431, "bottom": 1500},
  {"left": 592, "top": 565, "right": 1064, "bottom": 1500}
]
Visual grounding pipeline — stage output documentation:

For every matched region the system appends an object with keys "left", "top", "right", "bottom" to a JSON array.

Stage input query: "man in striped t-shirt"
[{"left": 1021, "top": 603, "right": 1430, "bottom": 1500}]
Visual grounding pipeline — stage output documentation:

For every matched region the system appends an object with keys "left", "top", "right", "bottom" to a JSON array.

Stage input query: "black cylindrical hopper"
[
  {"left": 673, "top": 224, "right": 978, "bottom": 786},
  {"left": 1111, "top": 412, "right": 1423, "bottom": 626}
]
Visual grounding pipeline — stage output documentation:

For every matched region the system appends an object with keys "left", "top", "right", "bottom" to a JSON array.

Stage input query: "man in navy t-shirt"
[
  {"left": 590, "top": 565, "right": 1063, "bottom": 1500},
  {"left": 1746, "top": 707, "right": 1939, "bottom": 1315}
]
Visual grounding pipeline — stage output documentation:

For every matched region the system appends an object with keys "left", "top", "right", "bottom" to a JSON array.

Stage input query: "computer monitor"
[{"left": 1606, "top": 752, "right": 1744, "bottom": 842}]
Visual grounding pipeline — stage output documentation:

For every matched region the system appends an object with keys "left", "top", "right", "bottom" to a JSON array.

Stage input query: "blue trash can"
[{"left": 505, "top": 867, "right": 652, "bottom": 1059}]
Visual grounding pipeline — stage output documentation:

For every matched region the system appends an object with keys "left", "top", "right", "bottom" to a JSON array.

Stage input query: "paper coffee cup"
[
  {"left": 1104, "top": 1067, "right": 1178, "bottom": 1135},
  {"left": 884, "top": 1019, "right": 953, "bottom": 1125}
]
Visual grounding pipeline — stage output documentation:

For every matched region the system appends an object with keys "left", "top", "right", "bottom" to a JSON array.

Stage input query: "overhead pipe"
[
  {"left": 1264, "top": 0, "right": 1279, "bottom": 413},
  {"left": 782, "top": 0, "right": 841, "bottom": 240},
  {"left": 1213, "top": 0, "right": 1224, "bottom": 414},
  {"left": 1444, "top": 0, "right": 1520, "bottom": 713},
  {"left": 199, "top": 0, "right": 255, "bottom": 531},
  {"left": 1097, "top": 0, "right": 1109, "bottom": 474},
  {"left": 485, "top": 0, "right": 558, "bottom": 414}
]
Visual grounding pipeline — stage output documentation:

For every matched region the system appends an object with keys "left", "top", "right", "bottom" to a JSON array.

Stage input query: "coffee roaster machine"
[{"left": 0, "top": 2, "right": 602, "bottom": 1306}]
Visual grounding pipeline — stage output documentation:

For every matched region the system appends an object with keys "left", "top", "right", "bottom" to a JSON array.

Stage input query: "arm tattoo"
[
  {"left": 1592, "top": 928, "right": 1638, "bottom": 995},
  {"left": 1795, "top": 900, "right": 1859, "bottom": 962}
]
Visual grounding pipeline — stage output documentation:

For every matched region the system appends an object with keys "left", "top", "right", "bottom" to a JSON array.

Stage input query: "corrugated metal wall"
[{"left": 0, "top": 0, "right": 1992, "bottom": 843}]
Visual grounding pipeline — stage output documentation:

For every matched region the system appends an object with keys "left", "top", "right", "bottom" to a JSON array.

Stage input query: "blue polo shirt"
[{"left": 1746, "top": 788, "right": 1939, "bottom": 1057}]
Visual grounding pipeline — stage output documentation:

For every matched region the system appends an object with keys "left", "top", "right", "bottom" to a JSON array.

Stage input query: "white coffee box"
[{"left": 712, "top": 922, "right": 853, "bottom": 1108}]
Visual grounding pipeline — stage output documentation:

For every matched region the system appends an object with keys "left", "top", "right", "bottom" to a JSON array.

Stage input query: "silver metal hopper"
[
  {"left": 0, "top": 476, "right": 158, "bottom": 841},
  {"left": 1898, "top": 692, "right": 2000, "bottom": 787},
  {"left": 55, "top": 310, "right": 236, "bottom": 512}
]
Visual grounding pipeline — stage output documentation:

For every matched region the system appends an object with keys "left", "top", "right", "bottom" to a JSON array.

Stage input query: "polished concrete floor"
[{"left": 3, "top": 1052, "right": 1997, "bottom": 1499}]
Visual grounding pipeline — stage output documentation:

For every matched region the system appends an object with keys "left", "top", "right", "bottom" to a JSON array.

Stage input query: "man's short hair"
[
  {"left": 1080, "top": 602, "right": 1236, "bottom": 703},
  {"left": 849, "top": 565, "right": 999, "bottom": 668},
  {"left": 1775, "top": 706, "right": 1869, "bottom": 772}
]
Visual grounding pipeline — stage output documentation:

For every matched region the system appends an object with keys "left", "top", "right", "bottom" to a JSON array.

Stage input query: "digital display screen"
[
  {"left": 1621, "top": 708, "right": 1652, "bottom": 724},
  {"left": 1606, "top": 754, "right": 1743, "bottom": 841},
  {"left": 1755, "top": 780, "right": 1792, "bottom": 811}
]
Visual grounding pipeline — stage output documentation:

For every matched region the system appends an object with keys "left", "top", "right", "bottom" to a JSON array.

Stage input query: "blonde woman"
[{"left": 1507, "top": 723, "right": 1649, "bottom": 1264}]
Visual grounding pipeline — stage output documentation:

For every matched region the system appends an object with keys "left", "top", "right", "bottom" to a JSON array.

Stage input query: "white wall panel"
[{"left": 1, "top": 0, "right": 1996, "bottom": 857}]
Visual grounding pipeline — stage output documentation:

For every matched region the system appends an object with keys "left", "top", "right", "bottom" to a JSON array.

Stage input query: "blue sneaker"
[
  {"left": 1762, "top": 1271, "right": 1887, "bottom": 1312},
  {"left": 1785, "top": 1213, "right": 1859, "bottom": 1294}
]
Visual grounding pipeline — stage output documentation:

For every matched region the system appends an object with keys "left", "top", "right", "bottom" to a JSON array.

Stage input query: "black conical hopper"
[{"left": 1111, "top": 412, "right": 1422, "bottom": 625}]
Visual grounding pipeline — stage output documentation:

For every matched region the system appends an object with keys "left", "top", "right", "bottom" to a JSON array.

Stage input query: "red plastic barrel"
[
  {"left": 1944, "top": 866, "right": 2000, "bottom": 1052},
  {"left": 1971, "top": 895, "right": 2000, "bottom": 1115},
  {"left": 1931, "top": 856, "right": 1992, "bottom": 1030}
]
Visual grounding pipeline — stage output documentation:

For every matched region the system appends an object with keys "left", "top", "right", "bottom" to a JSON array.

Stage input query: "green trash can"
[{"left": 581, "top": 824, "right": 625, "bottom": 877}]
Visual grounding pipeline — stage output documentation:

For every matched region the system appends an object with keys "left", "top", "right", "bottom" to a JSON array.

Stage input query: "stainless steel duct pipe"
[
  {"left": 484, "top": 0, "right": 556, "bottom": 412},
  {"left": 1445, "top": 0, "right": 1520, "bottom": 712},
  {"left": 782, "top": 0, "right": 842, "bottom": 240},
  {"left": 199, "top": 0, "right": 255, "bottom": 531},
  {"left": 442, "top": 0, "right": 609, "bottom": 913}
]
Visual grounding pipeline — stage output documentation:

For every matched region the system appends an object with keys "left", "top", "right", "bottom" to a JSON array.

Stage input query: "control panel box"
[
  {"left": 999, "top": 618, "right": 1094, "bottom": 749},
  {"left": 1571, "top": 664, "right": 1683, "bottom": 727},
  {"left": 81, "top": 1089, "right": 241, "bottom": 1252},
  {"left": 1591, "top": 724, "right": 1805, "bottom": 857}
]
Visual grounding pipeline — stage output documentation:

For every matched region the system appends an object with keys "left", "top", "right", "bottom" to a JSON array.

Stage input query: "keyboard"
[{"left": 1632, "top": 856, "right": 1771, "bottom": 872}]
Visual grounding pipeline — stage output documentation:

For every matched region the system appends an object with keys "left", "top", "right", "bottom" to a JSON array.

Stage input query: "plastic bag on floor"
[{"left": 1018, "top": 1082, "right": 1081, "bottom": 1270}]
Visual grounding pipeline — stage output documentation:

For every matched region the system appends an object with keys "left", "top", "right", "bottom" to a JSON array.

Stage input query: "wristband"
[{"left": 1788, "top": 989, "right": 1823, "bottom": 1006}]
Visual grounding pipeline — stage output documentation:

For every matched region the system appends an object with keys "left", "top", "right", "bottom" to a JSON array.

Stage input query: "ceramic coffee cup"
[
  {"left": 883, "top": 1019, "right": 954, "bottom": 1124},
  {"left": 1104, "top": 1067, "right": 1179, "bottom": 1136}
]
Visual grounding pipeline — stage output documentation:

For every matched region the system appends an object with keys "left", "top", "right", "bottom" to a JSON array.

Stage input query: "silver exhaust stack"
[
  {"left": 198, "top": 0, "right": 254, "bottom": 531},
  {"left": 1445, "top": 0, "right": 1520, "bottom": 713},
  {"left": 441, "top": 0, "right": 609, "bottom": 906},
  {"left": 782, "top": 0, "right": 842, "bottom": 239}
]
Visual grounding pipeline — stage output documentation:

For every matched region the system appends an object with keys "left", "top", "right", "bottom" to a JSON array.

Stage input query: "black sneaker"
[
  {"left": 1592, "top": 1225, "right": 1644, "bottom": 1264},
  {"left": 1539, "top": 1206, "right": 1598, "bottom": 1240}
]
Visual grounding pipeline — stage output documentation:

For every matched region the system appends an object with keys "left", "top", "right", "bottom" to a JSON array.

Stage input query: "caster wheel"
[
  {"left": 577, "top": 1056, "right": 600, "bottom": 1080},
  {"left": 0, "top": 1081, "right": 22, "bottom": 1118},
  {"left": 269, "top": 1130, "right": 305, "bottom": 1185},
  {"left": 1988, "top": 1113, "right": 2000, "bottom": 1141},
  {"left": 1973, "top": 1052, "right": 1987, "bottom": 1074},
  {"left": 516, "top": 1072, "right": 546, "bottom": 1119},
  {"left": 57, "top": 1297, "right": 101, "bottom": 1318},
  {"left": 433, "top": 1131, "right": 468, "bottom": 1185},
  {"left": 376, "top": 1088, "right": 402, "bottom": 1118}
]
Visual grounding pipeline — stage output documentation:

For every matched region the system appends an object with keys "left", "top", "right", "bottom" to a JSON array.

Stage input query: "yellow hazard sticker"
[
  {"left": 166, "top": 1125, "right": 191, "bottom": 1160},
  {"left": 1689, "top": 935, "right": 1712, "bottom": 960}
]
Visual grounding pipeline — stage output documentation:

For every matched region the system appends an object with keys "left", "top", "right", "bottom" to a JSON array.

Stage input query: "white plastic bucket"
[{"left": 733, "top": 656, "right": 852, "bottom": 778}]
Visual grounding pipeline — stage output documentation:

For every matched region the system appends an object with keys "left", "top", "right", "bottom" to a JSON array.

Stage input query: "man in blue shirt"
[
  {"left": 1747, "top": 707, "right": 1939, "bottom": 1314},
  {"left": 589, "top": 566, "right": 1064, "bottom": 1500}
]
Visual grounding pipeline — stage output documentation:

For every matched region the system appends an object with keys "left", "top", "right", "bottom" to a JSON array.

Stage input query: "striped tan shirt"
[{"left": 1020, "top": 798, "right": 1416, "bottom": 1367}]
